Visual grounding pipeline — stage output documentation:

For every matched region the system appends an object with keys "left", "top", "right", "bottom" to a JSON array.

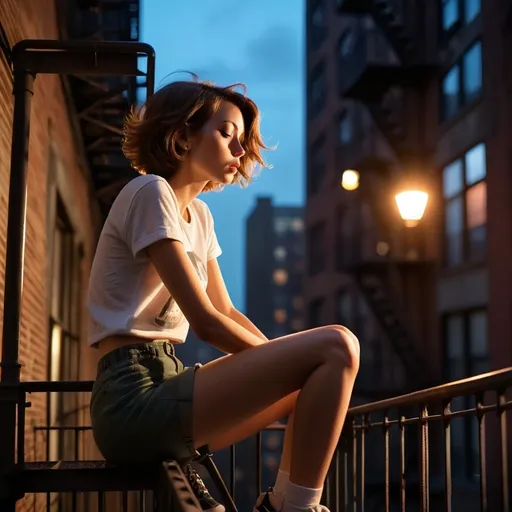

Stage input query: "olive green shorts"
[{"left": 90, "top": 341, "right": 200, "bottom": 464}]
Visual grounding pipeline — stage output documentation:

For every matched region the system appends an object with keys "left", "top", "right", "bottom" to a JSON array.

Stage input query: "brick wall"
[{"left": 0, "top": 0, "right": 103, "bottom": 510}]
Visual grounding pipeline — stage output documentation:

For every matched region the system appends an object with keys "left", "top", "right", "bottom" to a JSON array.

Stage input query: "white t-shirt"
[{"left": 87, "top": 174, "right": 222, "bottom": 347}]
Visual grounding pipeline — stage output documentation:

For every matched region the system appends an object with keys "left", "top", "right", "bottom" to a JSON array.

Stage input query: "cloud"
[{"left": 189, "top": 24, "right": 302, "bottom": 88}]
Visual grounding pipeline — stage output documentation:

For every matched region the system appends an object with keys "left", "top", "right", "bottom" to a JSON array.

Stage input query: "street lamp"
[
  {"left": 394, "top": 190, "right": 429, "bottom": 227},
  {"left": 341, "top": 169, "right": 360, "bottom": 191}
]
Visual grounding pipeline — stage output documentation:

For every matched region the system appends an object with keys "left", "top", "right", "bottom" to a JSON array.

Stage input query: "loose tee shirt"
[{"left": 87, "top": 174, "right": 222, "bottom": 347}]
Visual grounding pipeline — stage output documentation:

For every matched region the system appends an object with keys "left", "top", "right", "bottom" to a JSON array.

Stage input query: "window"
[
  {"left": 273, "top": 269, "right": 288, "bottom": 286},
  {"left": 309, "top": 0, "right": 326, "bottom": 50},
  {"left": 442, "top": 0, "right": 460, "bottom": 32},
  {"left": 441, "top": 41, "right": 482, "bottom": 121},
  {"left": 444, "top": 309, "right": 489, "bottom": 480},
  {"left": 443, "top": 142, "right": 487, "bottom": 266},
  {"left": 338, "top": 110, "right": 353, "bottom": 145},
  {"left": 309, "top": 64, "right": 325, "bottom": 119},
  {"left": 308, "top": 222, "right": 326, "bottom": 275},
  {"left": 338, "top": 28, "right": 356, "bottom": 58},
  {"left": 274, "top": 246, "right": 287, "bottom": 261},
  {"left": 47, "top": 195, "right": 83, "bottom": 483},
  {"left": 307, "top": 136, "right": 326, "bottom": 196},
  {"left": 441, "top": 0, "right": 481, "bottom": 34},
  {"left": 464, "top": 0, "right": 481, "bottom": 24}
]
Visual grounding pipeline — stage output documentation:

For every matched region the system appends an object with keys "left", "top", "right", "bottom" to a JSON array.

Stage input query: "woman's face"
[{"left": 186, "top": 100, "right": 246, "bottom": 186}]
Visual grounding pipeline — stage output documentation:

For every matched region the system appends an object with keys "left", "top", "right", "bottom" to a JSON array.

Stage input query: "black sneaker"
[
  {"left": 183, "top": 463, "right": 226, "bottom": 511},
  {"left": 254, "top": 487, "right": 284, "bottom": 511}
]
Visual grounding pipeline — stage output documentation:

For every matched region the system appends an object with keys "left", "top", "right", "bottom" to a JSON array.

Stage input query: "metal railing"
[
  {"left": 1, "top": 367, "right": 510, "bottom": 511},
  {"left": 329, "top": 367, "right": 512, "bottom": 512}
]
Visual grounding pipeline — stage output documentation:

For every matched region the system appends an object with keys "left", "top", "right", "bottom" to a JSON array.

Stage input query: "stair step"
[{"left": 17, "top": 460, "right": 159, "bottom": 493}]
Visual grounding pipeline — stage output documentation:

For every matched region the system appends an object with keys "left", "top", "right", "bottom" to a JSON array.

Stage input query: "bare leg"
[
  {"left": 208, "top": 391, "right": 298, "bottom": 453},
  {"left": 279, "top": 410, "right": 294, "bottom": 474},
  {"left": 192, "top": 325, "right": 359, "bottom": 490}
]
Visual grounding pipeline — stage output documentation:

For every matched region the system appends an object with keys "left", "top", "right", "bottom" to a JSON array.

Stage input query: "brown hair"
[{"left": 122, "top": 79, "right": 270, "bottom": 191}]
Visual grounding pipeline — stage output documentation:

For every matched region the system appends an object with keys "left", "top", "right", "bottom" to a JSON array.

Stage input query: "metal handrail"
[{"left": 348, "top": 367, "right": 512, "bottom": 415}]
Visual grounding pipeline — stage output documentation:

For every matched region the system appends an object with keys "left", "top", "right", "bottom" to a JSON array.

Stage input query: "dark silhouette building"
[{"left": 245, "top": 196, "right": 305, "bottom": 338}]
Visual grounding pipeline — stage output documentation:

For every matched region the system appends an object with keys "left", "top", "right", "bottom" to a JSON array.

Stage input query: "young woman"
[{"left": 87, "top": 79, "right": 360, "bottom": 512}]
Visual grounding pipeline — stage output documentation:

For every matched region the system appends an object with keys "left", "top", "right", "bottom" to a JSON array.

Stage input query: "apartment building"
[{"left": 305, "top": 0, "right": 511, "bottom": 505}]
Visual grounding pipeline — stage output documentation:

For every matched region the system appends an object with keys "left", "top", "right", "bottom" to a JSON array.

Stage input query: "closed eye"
[{"left": 220, "top": 130, "right": 231, "bottom": 138}]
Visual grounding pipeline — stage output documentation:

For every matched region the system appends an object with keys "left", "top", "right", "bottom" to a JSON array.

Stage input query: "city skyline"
[{"left": 141, "top": 0, "right": 306, "bottom": 311}]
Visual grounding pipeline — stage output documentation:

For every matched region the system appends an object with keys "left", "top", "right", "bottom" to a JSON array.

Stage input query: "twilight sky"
[{"left": 141, "top": 0, "right": 305, "bottom": 310}]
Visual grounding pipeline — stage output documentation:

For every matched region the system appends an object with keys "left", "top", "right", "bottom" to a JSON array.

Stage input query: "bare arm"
[
  {"left": 206, "top": 258, "right": 268, "bottom": 343},
  {"left": 227, "top": 308, "right": 268, "bottom": 342},
  {"left": 147, "top": 239, "right": 264, "bottom": 354}
]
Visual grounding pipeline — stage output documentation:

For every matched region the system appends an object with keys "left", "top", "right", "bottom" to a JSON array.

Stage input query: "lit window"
[
  {"left": 442, "top": 0, "right": 459, "bottom": 31},
  {"left": 441, "top": 41, "right": 482, "bottom": 121},
  {"left": 443, "top": 142, "right": 487, "bottom": 266},
  {"left": 463, "top": 42, "right": 482, "bottom": 104},
  {"left": 291, "top": 218, "right": 304, "bottom": 232},
  {"left": 274, "top": 309, "right": 287, "bottom": 323},
  {"left": 273, "top": 269, "right": 288, "bottom": 286},
  {"left": 442, "top": 65, "right": 461, "bottom": 120},
  {"left": 464, "top": 0, "right": 481, "bottom": 24},
  {"left": 274, "top": 246, "right": 287, "bottom": 261}
]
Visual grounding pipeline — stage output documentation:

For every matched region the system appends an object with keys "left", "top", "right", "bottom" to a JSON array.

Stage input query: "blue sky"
[{"left": 141, "top": 0, "right": 305, "bottom": 310}]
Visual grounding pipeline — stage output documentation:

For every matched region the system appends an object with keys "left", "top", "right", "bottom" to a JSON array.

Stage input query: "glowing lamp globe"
[
  {"left": 341, "top": 170, "right": 360, "bottom": 191},
  {"left": 395, "top": 190, "right": 428, "bottom": 227}
]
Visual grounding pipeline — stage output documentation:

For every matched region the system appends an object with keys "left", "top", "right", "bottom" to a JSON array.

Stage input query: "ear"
[{"left": 176, "top": 127, "right": 191, "bottom": 151}]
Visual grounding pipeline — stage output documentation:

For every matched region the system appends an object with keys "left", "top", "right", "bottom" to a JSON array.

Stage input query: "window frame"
[
  {"left": 439, "top": 0, "right": 481, "bottom": 39},
  {"left": 442, "top": 141, "right": 487, "bottom": 267},
  {"left": 440, "top": 39, "right": 483, "bottom": 122},
  {"left": 442, "top": 308, "right": 489, "bottom": 482}
]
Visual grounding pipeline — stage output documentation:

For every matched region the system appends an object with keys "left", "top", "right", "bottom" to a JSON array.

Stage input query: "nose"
[{"left": 231, "top": 139, "right": 245, "bottom": 158}]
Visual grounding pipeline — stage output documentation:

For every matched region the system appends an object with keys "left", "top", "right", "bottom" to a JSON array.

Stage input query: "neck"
[{"left": 167, "top": 173, "right": 208, "bottom": 220}]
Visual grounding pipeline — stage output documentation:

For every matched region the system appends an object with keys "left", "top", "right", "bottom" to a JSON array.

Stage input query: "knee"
[{"left": 322, "top": 325, "right": 360, "bottom": 371}]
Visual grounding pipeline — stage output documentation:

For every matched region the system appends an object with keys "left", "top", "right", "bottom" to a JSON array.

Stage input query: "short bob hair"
[{"left": 122, "top": 79, "right": 269, "bottom": 191}]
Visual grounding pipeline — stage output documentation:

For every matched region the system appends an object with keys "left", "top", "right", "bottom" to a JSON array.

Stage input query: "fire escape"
[
  {"left": 336, "top": 0, "right": 438, "bottom": 391},
  {"left": 57, "top": 0, "right": 146, "bottom": 218}
]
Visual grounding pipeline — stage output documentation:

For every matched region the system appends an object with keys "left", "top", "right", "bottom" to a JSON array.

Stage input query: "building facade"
[
  {"left": 245, "top": 196, "right": 305, "bottom": 339},
  {"left": 0, "top": 0, "right": 144, "bottom": 510},
  {"left": 305, "top": 0, "right": 511, "bottom": 507}
]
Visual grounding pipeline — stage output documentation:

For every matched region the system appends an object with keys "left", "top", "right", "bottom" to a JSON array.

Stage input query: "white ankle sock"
[
  {"left": 282, "top": 481, "right": 323, "bottom": 511},
  {"left": 274, "top": 469, "right": 290, "bottom": 495}
]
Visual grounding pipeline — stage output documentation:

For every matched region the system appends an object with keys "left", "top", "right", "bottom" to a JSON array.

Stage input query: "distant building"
[
  {"left": 245, "top": 196, "right": 305, "bottom": 339},
  {"left": 222, "top": 196, "right": 305, "bottom": 510}
]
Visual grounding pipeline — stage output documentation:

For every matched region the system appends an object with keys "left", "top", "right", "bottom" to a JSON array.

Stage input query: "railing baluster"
[
  {"left": 498, "top": 391, "right": 509, "bottom": 511},
  {"left": 256, "top": 431, "right": 262, "bottom": 496},
  {"left": 383, "top": 412, "right": 390, "bottom": 512},
  {"left": 443, "top": 400, "right": 452, "bottom": 512},
  {"left": 231, "top": 444, "right": 236, "bottom": 501},
  {"left": 352, "top": 419, "right": 357, "bottom": 512},
  {"left": 420, "top": 404, "right": 430, "bottom": 512},
  {"left": 400, "top": 415, "right": 406, "bottom": 512},
  {"left": 334, "top": 445, "right": 340, "bottom": 512},
  {"left": 360, "top": 414, "right": 366, "bottom": 512},
  {"left": 476, "top": 393, "right": 487, "bottom": 512}
]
